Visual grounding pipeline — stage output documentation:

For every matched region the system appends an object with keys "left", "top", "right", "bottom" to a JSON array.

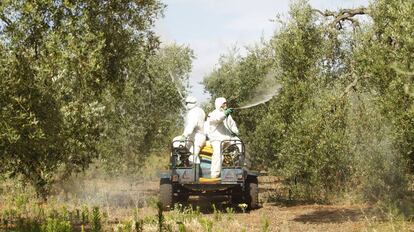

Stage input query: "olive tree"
[{"left": 0, "top": 0, "right": 176, "bottom": 197}]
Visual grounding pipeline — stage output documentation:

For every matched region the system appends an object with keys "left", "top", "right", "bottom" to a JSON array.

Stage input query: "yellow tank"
[{"left": 199, "top": 143, "right": 213, "bottom": 155}]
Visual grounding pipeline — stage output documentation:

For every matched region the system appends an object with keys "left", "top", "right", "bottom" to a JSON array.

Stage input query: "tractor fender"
[
  {"left": 246, "top": 170, "right": 259, "bottom": 178},
  {"left": 158, "top": 170, "right": 172, "bottom": 179}
]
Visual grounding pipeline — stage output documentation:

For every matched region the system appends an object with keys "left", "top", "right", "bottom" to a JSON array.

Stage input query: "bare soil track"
[
  {"left": 158, "top": 176, "right": 375, "bottom": 231},
  {"left": 74, "top": 176, "right": 381, "bottom": 231},
  {"left": 2, "top": 176, "right": 412, "bottom": 231},
  {"left": 91, "top": 175, "right": 414, "bottom": 231}
]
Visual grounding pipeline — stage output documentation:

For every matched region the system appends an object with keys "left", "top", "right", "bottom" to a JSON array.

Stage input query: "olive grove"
[
  {"left": 204, "top": 0, "right": 413, "bottom": 203},
  {"left": 1, "top": 0, "right": 413, "bottom": 206},
  {"left": 0, "top": 0, "right": 191, "bottom": 198}
]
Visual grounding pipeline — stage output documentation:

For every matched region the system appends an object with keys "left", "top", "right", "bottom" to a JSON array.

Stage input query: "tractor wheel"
[
  {"left": 231, "top": 186, "right": 243, "bottom": 205},
  {"left": 245, "top": 177, "right": 259, "bottom": 209},
  {"left": 159, "top": 178, "right": 174, "bottom": 210},
  {"left": 177, "top": 189, "right": 189, "bottom": 203}
]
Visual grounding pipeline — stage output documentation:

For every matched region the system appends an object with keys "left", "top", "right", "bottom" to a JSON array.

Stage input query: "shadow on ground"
[
  {"left": 266, "top": 198, "right": 319, "bottom": 207},
  {"left": 293, "top": 208, "right": 364, "bottom": 224},
  {"left": 265, "top": 195, "right": 370, "bottom": 224}
]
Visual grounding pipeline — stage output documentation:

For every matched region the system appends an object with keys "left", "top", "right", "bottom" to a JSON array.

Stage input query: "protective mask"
[{"left": 186, "top": 102, "right": 196, "bottom": 110}]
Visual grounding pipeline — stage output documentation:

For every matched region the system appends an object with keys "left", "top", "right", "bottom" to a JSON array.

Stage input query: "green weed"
[
  {"left": 225, "top": 207, "right": 235, "bottom": 220},
  {"left": 157, "top": 201, "right": 164, "bottom": 232},
  {"left": 15, "top": 218, "right": 41, "bottom": 232},
  {"left": 81, "top": 205, "right": 89, "bottom": 224},
  {"left": 199, "top": 217, "right": 213, "bottom": 232},
  {"left": 134, "top": 219, "right": 143, "bottom": 232},
  {"left": 261, "top": 217, "right": 269, "bottom": 232},
  {"left": 212, "top": 204, "right": 222, "bottom": 221},
  {"left": 41, "top": 218, "right": 71, "bottom": 232},
  {"left": 60, "top": 205, "right": 69, "bottom": 221},
  {"left": 91, "top": 206, "right": 102, "bottom": 232},
  {"left": 177, "top": 221, "right": 186, "bottom": 232}
]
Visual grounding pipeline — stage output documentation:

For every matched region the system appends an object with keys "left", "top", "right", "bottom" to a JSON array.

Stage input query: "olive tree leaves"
[{"left": 0, "top": 0, "right": 192, "bottom": 198}]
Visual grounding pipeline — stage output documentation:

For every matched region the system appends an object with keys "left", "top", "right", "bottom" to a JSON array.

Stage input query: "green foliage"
[
  {"left": 0, "top": 0, "right": 412, "bottom": 213},
  {"left": 203, "top": 43, "right": 275, "bottom": 153},
  {"left": 14, "top": 218, "right": 42, "bottom": 232},
  {"left": 98, "top": 44, "right": 194, "bottom": 174},
  {"left": 0, "top": 0, "right": 192, "bottom": 197},
  {"left": 114, "top": 220, "right": 136, "bottom": 232},
  {"left": 41, "top": 218, "right": 71, "bottom": 232},
  {"left": 81, "top": 205, "right": 89, "bottom": 225},
  {"left": 135, "top": 219, "right": 144, "bottom": 232},
  {"left": 199, "top": 217, "right": 213, "bottom": 232},
  {"left": 353, "top": 0, "right": 414, "bottom": 169},
  {"left": 347, "top": 0, "right": 413, "bottom": 203},
  {"left": 225, "top": 207, "right": 235, "bottom": 220},
  {"left": 211, "top": 204, "right": 222, "bottom": 221},
  {"left": 346, "top": 93, "right": 407, "bottom": 202},
  {"left": 91, "top": 206, "right": 102, "bottom": 232},
  {"left": 177, "top": 221, "right": 186, "bottom": 232},
  {"left": 204, "top": 0, "right": 413, "bottom": 203},
  {"left": 156, "top": 201, "right": 164, "bottom": 232},
  {"left": 254, "top": 2, "right": 335, "bottom": 199},
  {"left": 168, "top": 204, "right": 201, "bottom": 223},
  {"left": 261, "top": 217, "right": 270, "bottom": 232}
]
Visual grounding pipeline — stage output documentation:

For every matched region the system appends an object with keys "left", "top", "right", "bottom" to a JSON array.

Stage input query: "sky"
[{"left": 155, "top": 0, "right": 369, "bottom": 102}]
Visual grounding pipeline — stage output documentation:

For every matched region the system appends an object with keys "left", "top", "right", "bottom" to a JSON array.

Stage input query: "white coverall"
[
  {"left": 174, "top": 96, "right": 206, "bottom": 164},
  {"left": 208, "top": 97, "right": 239, "bottom": 178}
]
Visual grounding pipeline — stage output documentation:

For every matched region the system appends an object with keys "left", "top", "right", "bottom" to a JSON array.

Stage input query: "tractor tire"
[
  {"left": 159, "top": 178, "right": 174, "bottom": 210},
  {"left": 231, "top": 186, "right": 243, "bottom": 206},
  {"left": 245, "top": 177, "right": 259, "bottom": 210},
  {"left": 177, "top": 189, "right": 189, "bottom": 203}
]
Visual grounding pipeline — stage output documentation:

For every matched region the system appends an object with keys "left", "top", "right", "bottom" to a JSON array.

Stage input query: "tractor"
[{"left": 159, "top": 138, "right": 259, "bottom": 210}]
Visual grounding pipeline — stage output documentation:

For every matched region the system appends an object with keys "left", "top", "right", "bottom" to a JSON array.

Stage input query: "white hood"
[
  {"left": 185, "top": 96, "right": 197, "bottom": 110},
  {"left": 214, "top": 97, "right": 226, "bottom": 110},
  {"left": 208, "top": 97, "right": 239, "bottom": 141}
]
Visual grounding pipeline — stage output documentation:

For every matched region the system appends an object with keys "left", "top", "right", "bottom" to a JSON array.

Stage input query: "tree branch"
[
  {"left": 340, "top": 75, "right": 359, "bottom": 98},
  {"left": 313, "top": 7, "right": 369, "bottom": 29},
  {"left": 392, "top": 64, "right": 414, "bottom": 77},
  {"left": 0, "top": 13, "right": 12, "bottom": 26}
]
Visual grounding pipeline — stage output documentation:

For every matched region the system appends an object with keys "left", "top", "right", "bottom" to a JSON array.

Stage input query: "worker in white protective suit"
[
  {"left": 208, "top": 97, "right": 239, "bottom": 178},
  {"left": 173, "top": 96, "right": 206, "bottom": 164}
]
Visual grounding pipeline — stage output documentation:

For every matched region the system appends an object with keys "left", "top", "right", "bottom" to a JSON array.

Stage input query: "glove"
[
  {"left": 224, "top": 108, "right": 234, "bottom": 117},
  {"left": 180, "top": 135, "right": 186, "bottom": 142}
]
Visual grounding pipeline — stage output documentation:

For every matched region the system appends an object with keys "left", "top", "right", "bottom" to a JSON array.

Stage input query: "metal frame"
[
  {"left": 220, "top": 139, "right": 245, "bottom": 167},
  {"left": 170, "top": 139, "right": 195, "bottom": 168},
  {"left": 163, "top": 138, "right": 257, "bottom": 193}
]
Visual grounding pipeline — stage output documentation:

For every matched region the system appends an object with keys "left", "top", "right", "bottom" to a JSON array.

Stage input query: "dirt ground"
[
  {"left": 232, "top": 203, "right": 371, "bottom": 231},
  {"left": 158, "top": 196, "right": 374, "bottom": 232},
  {"left": 2, "top": 175, "right": 412, "bottom": 231},
  {"left": 73, "top": 175, "right": 409, "bottom": 232},
  {"left": 165, "top": 176, "right": 381, "bottom": 232}
]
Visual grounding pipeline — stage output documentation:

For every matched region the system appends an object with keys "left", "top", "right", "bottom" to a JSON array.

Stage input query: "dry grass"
[{"left": 1, "top": 175, "right": 414, "bottom": 231}]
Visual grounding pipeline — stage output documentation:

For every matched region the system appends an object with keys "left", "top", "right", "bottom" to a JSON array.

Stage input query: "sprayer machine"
[{"left": 158, "top": 138, "right": 259, "bottom": 210}]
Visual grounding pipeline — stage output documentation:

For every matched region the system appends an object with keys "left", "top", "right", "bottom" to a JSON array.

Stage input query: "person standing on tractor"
[
  {"left": 178, "top": 96, "right": 206, "bottom": 164},
  {"left": 208, "top": 97, "right": 239, "bottom": 178}
]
